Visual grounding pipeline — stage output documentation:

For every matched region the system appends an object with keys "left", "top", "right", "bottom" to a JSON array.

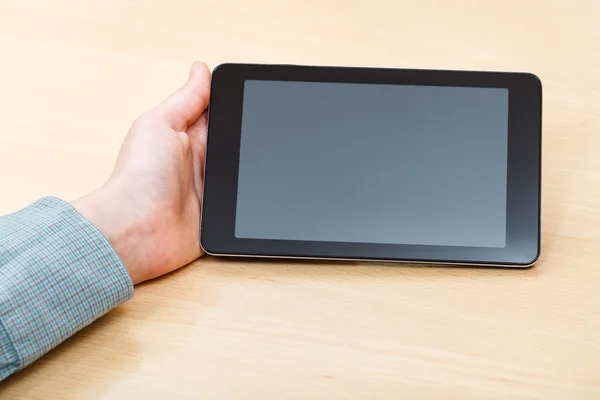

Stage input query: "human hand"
[{"left": 73, "top": 62, "right": 211, "bottom": 285}]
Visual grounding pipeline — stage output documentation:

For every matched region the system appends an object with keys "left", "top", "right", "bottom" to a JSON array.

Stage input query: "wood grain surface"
[{"left": 1, "top": 0, "right": 599, "bottom": 398}]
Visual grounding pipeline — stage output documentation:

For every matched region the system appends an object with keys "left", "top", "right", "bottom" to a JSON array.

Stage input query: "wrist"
[{"left": 72, "top": 180, "right": 155, "bottom": 285}]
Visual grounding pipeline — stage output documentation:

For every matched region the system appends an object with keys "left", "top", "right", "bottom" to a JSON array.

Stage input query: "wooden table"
[{"left": 1, "top": 0, "right": 599, "bottom": 398}]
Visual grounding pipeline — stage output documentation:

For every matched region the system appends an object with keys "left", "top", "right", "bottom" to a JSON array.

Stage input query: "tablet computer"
[{"left": 201, "top": 63, "right": 542, "bottom": 267}]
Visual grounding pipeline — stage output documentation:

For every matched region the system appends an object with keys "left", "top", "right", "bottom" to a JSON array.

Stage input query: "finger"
[
  {"left": 154, "top": 61, "right": 211, "bottom": 131},
  {"left": 187, "top": 111, "right": 209, "bottom": 201}
]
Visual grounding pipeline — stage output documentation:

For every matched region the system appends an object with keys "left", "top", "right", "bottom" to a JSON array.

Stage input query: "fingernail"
[{"left": 190, "top": 61, "right": 201, "bottom": 74}]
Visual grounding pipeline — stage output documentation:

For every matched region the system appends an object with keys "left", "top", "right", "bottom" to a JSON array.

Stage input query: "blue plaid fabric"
[{"left": 0, "top": 197, "right": 134, "bottom": 381}]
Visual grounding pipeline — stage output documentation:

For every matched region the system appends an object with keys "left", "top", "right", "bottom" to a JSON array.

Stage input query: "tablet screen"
[{"left": 235, "top": 80, "right": 509, "bottom": 248}]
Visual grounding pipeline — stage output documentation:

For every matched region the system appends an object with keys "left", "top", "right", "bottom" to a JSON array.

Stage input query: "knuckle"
[{"left": 132, "top": 112, "right": 156, "bottom": 130}]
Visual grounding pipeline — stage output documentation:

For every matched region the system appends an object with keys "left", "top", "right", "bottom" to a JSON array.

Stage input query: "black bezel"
[{"left": 201, "top": 63, "right": 542, "bottom": 266}]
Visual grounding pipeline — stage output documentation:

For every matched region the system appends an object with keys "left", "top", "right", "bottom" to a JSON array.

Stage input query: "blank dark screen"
[{"left": 235, "top": 80, "right": 509, "bottom": 247}]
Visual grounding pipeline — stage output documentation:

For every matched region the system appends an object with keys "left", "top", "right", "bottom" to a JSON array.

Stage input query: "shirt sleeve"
[{"left": 0, "top": 197, "right": 134, "bottom": 381}]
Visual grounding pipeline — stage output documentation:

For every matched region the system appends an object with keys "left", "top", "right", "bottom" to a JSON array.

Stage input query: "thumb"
[
  {"left": 154, "top": 61, "right": 211, "bottom": 131},
  {"left": 187, "top": 111, "right": 209, "bottom": 202}
]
